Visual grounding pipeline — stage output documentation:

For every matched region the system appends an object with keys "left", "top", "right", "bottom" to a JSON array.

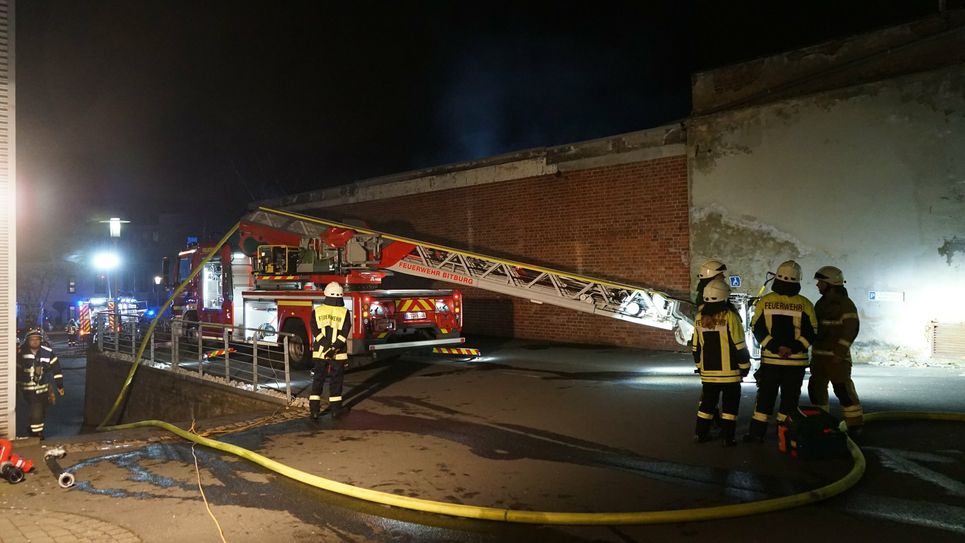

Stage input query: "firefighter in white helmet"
[
  {"left": 695, "top": 259, "right": 728, "bottom": 307},
  {"left": 744, "top": 260, "right": 818, "bottom": 442},
  {"left": 16, "top": 328, "right": 64, "bottom": 438},
  {"left": 809, "top": 266, "right": 863, "bottom": 436},
  {"left": 694, "top": 259, "right": 729, "bottom": 428},
  {"left": 309, "top": 282, "right": 352, "bottom": 420},
  {"left": 691, "top": 278, "right": 750, "bottom": 446}
]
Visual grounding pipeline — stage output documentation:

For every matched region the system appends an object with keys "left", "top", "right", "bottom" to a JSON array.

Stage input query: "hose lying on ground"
[
  {"left": 100, "top": 411, "right": 965, "bottom": 525},
  {"left": 44, "top": 448, "right": 75, "bottom": 489}
]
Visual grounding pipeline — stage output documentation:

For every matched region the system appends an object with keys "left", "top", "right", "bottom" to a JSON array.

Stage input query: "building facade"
[
  {"left": 689, "top": 13, "right": 965, "bottom": 359},
  {"left": 1, "top": 0, "right": 15, "bottom": 438}
]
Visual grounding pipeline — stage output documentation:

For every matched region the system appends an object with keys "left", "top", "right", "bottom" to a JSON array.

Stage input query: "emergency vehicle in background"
[
  {"left": 168, "top": 223, "right": 467, "bottom": 369},
  {"left": 167, "top": 207, "right": 693, "bottom": 370},
  {"left": 77, "top": 297, "right": 149, "bottom": 343}
]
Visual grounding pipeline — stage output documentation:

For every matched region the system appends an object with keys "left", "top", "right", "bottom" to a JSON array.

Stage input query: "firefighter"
[
  {"left": 694, "top": 259, "right": 729, "bottom": 427},
  {"left": 744, "top": 260, "right": 817, "bottom": 442},
  {"left": 65, "top": 318, "right": 79, "bottom": 346},
  {"left": 808, "top": 266, "right": 863, "bottom": 436},
  {"left": 16, "top": 328, "right": 64, "bottom": 439},
  {"left": 692, "top": 278, "right": 750, "bottom": 446},
  {"left": 309, "top": 282, "right": 352, "bottom": 420}
]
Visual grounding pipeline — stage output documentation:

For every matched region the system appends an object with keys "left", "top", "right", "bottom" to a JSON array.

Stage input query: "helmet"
[
  {"left": 323, "top": 282, "right": 344, "bottom": 297},
  {"left": 702, "top": 278, "right": 731, "bottom": 303},
  {"left": 698, "top": 260, "right": 727, "bottom": 280},
  {"left": 24, "top": 328, "right": 43, "bottom": 341},
  {"left": 775, "top": 260, "right": 802, "bottom": 283},
  {"left": 814, "top": 265, "right": 845, "bottom": 286}
]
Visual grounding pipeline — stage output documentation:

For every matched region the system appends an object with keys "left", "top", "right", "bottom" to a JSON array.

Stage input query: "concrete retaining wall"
[{"left": 84, "top": 350, "right": 284, "bottom": 427}]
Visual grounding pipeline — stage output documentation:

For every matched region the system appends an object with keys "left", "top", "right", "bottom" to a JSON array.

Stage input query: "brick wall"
[{"left": 329, "top": 156, "right": 690, "bottom": 350}]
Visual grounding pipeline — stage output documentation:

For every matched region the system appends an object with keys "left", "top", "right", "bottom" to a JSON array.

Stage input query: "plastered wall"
[{"left": 690, "top": 64, "right": 965, "bottom": 357}]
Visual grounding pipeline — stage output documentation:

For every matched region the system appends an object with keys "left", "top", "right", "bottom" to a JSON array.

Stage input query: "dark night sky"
[{"left": 15, "top": 0, "right": 943, "bottom": 260}]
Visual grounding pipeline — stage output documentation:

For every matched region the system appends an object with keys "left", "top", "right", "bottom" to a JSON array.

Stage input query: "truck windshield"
[{"left": 178, "top": 257, "right": 192, "bottom": 282}]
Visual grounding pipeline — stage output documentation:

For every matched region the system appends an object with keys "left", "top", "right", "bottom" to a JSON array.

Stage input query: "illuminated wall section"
[
  {"left": 690, "top": 63, "right": 965, "bottom": 359},
  {"left": 0, "top": 0, "right": 14, "bottom": 438}
]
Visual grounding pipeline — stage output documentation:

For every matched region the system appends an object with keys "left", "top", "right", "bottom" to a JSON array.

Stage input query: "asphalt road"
[{"left": 13, "top": 337, "right": 965, "bottom": 542}]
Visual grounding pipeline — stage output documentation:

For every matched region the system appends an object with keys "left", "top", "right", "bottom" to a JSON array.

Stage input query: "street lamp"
[
  {"left": 92, "top": 251, "right": 120, "bottom": 298},
  {"left": 154, "top": 275, "right": 163, "bottom": 307}
]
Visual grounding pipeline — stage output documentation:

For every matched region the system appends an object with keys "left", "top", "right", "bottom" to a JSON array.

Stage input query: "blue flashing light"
[{"left": 146, "top": 309, "right": 157, "bottom": 317}]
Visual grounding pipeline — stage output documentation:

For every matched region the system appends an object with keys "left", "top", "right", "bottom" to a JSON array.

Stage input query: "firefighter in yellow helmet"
[
  {"left": 809, "top": 266, "right": 863, "bottom": 436},
  {"left": 692, "top": 278, "right": 750, "bottom": 446},
  {"left": 16, "top": 328, "right": 64, "bottom": 438},
  {"left": 744, "top": 260, "right": 817, "bottom": 442},
  {"left": 309, "top": 282, "right": 352, "bottom": 420}
]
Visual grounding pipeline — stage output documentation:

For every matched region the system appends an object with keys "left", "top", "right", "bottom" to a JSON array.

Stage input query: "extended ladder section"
[{"left": 245, "top": 207, "right": 695, "bottom": 344}]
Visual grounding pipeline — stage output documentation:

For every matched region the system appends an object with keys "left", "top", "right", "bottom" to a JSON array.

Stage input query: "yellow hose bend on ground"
[{"left": 102, "top": 412, "right": 965, "bottom": 525}]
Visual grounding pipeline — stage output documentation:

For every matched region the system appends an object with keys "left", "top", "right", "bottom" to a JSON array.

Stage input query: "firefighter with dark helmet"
[
  {"left": 744, "top": 260, "right": 817, "bottom": 442},
  {"left": 16, "top": 328, "right": 64, "bottom": 438},
  {"left": 309, "top": 282, "right": 352, "bottom": 420},
  {"left": 691, "top": 278, "right": 750, "bottom": 446},
  {"left": 809, "top": 266, "right": 863, "bottom": 436},
  {"left": 695, "top": 259, "right": 728, "bottom": 307}
]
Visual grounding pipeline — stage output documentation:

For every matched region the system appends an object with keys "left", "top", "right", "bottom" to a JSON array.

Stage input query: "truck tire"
[{"left": 282, "top": 319, "right": 313, "bottom": 370}]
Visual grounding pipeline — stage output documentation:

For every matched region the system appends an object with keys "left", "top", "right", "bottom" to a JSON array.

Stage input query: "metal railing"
[{"left": 94, "top": 312, "right": 297, "bottom": 403}]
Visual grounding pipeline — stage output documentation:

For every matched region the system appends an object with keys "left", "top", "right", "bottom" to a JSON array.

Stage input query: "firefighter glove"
[{"left": 58, "top": 387, "right": 65, "bottom": 397}]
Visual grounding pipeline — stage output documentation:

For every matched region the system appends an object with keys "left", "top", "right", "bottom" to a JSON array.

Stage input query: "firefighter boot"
[
  {"left": 694, "top": 418, "right": 713, "bottom": 443},
  {"left": 330, "top": 401, "right": 350, "bottom": 420},
  {"left": 742, "top": 420, "right": 767, "bottom": 443},
  {"left": 309, "top": 399, "right": 321, "bottom": 421},
  {"left": 720, "top": 420, "right": 737, "bottom": 447}
]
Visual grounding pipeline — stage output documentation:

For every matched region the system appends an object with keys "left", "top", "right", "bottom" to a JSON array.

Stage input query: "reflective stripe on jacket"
[{"left": 752, "top": 292, "right": 817, "bottom": 366}]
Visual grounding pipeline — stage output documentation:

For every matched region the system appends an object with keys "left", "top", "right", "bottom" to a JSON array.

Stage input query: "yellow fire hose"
[
  {"left": 98, "top": 413, "right": 965, "bottom": 525},
  {"left": 94, "top": 223, "right": 965, "bottom": 525}
]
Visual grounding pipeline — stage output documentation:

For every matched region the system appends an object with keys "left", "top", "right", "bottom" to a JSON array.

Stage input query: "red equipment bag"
[{"left": 777, "top": 406, "right": 850, "bottom": 460}]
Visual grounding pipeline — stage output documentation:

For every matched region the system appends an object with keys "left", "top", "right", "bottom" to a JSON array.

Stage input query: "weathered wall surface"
[
  {"left": 290, "top": 141, "right": 691, "bottom": 351},
  {"left": 690, "top": 63, "right": 965, "bottom": 356},
  {"left": 85, "top": 351, "right": 283, "bottom": 426}
]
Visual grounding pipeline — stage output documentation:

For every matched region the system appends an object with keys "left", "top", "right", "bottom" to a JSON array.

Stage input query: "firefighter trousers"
[
  {"left": 19, "top": 388, "right": 48, "bottom": 438},
  {"left": 748, "top": 364, "right": 806, "bottom": 438},
  {"left": 696, "top": 382, "right": 740, "bottom": 439},
  {"left": 309, "top": 357, "right": 347, "bottom": 417},
  {"left": 808, "top": 354, "right": 863, "bottom": 428}
]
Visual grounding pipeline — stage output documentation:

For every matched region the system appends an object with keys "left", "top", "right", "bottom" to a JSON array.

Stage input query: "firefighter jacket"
[
  {"left": 16, "top": 345, "right": 63, "bottom": 395},
  {"left": 311, "top": 298, "right": 351, "bottom": 361},
  {"left": 692, "top": 309, "right": 751, "bottom": 383},
  {"left": 752, "top": 292, "right": 817, "bottom": 366},
  {"left": 813, "top": 288, "right": 860, "bottom": 361}
]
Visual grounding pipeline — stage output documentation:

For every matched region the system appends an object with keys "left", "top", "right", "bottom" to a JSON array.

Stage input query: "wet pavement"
[{"left": 2, "top": 336, "right": 964, "bottom": 542}]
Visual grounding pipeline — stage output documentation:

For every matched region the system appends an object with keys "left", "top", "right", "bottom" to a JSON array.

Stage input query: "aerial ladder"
[{"left": 244, "top": 207, "right": 696, "bottom": 345}]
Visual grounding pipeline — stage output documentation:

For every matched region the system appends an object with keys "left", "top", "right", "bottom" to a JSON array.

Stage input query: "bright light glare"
[
  {"left": 92, "top": 251, "right": 120, "bottom": 271},
  {"left": 154, "top": 275, "right": 163, "bottom": 285}
]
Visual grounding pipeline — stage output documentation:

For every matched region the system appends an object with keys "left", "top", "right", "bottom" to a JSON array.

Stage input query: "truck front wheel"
[{"left": 282, "top": 319, "right": 313, "bottom": 370}]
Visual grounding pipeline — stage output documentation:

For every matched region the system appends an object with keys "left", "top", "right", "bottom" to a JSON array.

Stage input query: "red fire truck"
[
  {"left": 169, "top": 207, "right": 694, "bottom": 369},
  {"left": 168, "top": 221, "right": 466, "bottom": 368}
]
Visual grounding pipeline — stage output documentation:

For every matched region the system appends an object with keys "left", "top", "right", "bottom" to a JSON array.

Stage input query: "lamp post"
[
  {"left": 154, "top": 275, "right": 163, "bottom": 307},
  {"left": 99, "top": 217, "right": 129, "bottom": 294}
]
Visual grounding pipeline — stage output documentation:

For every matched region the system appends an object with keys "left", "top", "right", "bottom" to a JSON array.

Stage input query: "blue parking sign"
[{"left": 729, "top": 275, "right": 742, "bottom": 288}]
